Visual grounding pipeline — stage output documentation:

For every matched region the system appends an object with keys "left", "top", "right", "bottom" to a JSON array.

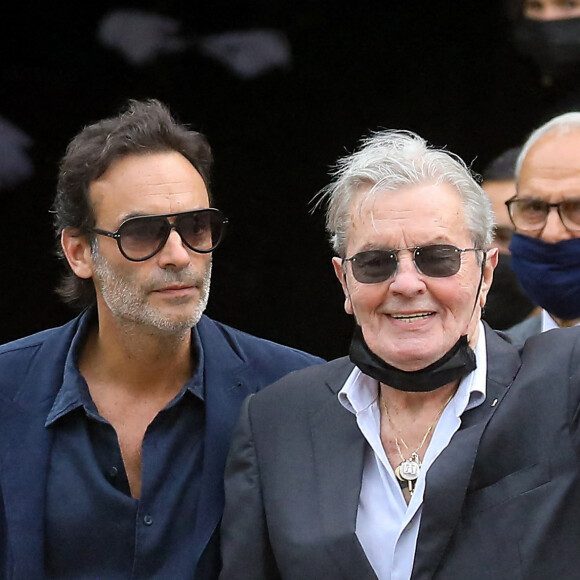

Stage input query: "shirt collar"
[
  {"left": 339, "top": 321, "right": 487, "bottom": 416},
  {"left": 542, "top": 309, "right": 560, "bottom": 332},
  {"left": 46, "top": 310, "right": 205, "bottom": 427},
  {"left": 541, "top": 308, "right": 580, "bottom": 331}
]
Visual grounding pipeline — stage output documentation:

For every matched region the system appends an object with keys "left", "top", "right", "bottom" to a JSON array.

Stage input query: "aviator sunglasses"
[
  {"left": 91, "top": 208, "right": 228, "bottom": 262},
  {"left": 343, "top": 244, "right": 481, "bottom": 284}
]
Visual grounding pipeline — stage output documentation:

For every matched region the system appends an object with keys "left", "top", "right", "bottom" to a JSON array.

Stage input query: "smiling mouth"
[{"left": 390, "top": 312, "right": 434, "bottom": 321}]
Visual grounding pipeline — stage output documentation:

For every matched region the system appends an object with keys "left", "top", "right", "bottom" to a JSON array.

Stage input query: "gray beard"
[{"left": 91, "top": 249, "right": 212, "bottom": 335}]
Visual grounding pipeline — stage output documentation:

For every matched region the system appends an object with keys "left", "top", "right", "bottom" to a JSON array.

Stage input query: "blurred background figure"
[
  {"left": 97, "top": 8, "right": 292, "bottom": 79},
  {"left": 505, "top": 111, "right": 580, "bottom": 343},
  {"left": 481, "top": 146, "right": 538, "bottom": 329},
  {"left": 510, "top": 0, "right": 580, "bottom": 122},
  {"left": 0, "top": 114, "right": 34, "bottom": 191},
  {"left": 0, "top": 1, "right": 564, "bottom": 360}
]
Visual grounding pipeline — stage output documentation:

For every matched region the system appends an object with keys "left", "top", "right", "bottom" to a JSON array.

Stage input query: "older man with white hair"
[{"left": 220, "top": 128, "right": 580, "bottom": 579}]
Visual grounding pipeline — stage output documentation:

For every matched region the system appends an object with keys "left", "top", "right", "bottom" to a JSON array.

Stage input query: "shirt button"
[
  {"left": 143, "top": 515, "right": 153, "bottom": 526},
  {"left": 108, "top": 466, "right": 118, "bottom": 478}
]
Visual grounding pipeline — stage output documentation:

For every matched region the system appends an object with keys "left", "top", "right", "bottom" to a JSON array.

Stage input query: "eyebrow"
[
  {"left": 357, "top": 237, "right": 456, "bottom": 251},
  {"left": 115, "top": 208, "right": 209, "bottom": 224}
]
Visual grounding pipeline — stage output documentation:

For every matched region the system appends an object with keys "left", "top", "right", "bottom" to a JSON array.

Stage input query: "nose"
[
  {"left": 156, "top": 228, "right": 192, "bottom": 269},
  {"left": 540, "top": 206, "right": 572, "bottom": 244},
  {"left": 388, "top": 252, "right": 427, "bottom": 295}
]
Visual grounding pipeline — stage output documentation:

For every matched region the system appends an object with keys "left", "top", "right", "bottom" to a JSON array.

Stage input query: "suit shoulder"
[
  {"left": 522, "top": 325, "right": 580, "bottom": 353},
  {"left": 518, "top": 326, "right": 580, "bottom": 382},
  {"left": 504, "top": 314, "right": 541, "bottom": 345},
  {"left": 0, "top": 319, "right": 75, "bottom": 358},
  {"left": 198, "top": 315, "right": 324, "bottom": 365},
  {"left": 197, "top": 316, "right": 325, "bottom": 394},
  {"left": 249, "top": 356, "right": 353, "bottom": 407},
  {"left": 0, "top": 318, "right": 80, "bottom": 401},
  {"left": 269, "top": 356, "right": 352, "bottom": 385}
]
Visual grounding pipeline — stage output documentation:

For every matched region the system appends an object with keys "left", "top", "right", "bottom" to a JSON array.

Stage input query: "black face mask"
[
  {"left": 513, "top": 16, "right": 580, "bottom": 81},
  {"left": 349, "top": 325, "right": 477, "bottom": 393},
  {"left": 482, "top": 252, "right": 537, "bottom": 330}
]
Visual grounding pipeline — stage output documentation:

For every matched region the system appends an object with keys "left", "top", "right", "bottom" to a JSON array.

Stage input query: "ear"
[
  {"left": 332, "top": 256, "right": 354, "bottom": 315},
  {"left": 479, "top": 247, "right": 499, "bottom": 308},
  {"left": 61, "top": 229, "right": 94, "bottom": 279}
]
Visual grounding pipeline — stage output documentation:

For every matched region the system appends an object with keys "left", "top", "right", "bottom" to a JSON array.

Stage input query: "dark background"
[{"left": 0, "top": 1, "right": 547, "bottom": 360}]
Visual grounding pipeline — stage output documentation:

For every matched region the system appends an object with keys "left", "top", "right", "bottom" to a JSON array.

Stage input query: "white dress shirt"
[{"left": 338, "top": 323, "right": 488, "bottom": 580}]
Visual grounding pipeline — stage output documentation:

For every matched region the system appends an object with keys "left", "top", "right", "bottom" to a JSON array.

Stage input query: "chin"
[
  {"left": 381, "top": 340, "right": 450, "bottom": 370},
  {"left": 130, "top": 303, "right": 203, "bottom": 333},
  {"left": 148, "top": 316, "right": 198, "bottom": 334}
]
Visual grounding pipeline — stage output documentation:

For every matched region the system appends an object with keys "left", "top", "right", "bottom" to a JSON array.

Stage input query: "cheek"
[
  {"left": 443, "top": 277, "right": 479, "bottom": 320},
  {"left": 348, "top": 284, "right": 387, "bottom": 318},
  {"left": 108, "top": 261, "right": 148, "bottom": 288},
  {"left": 427, "top": 274, "right": 472, "bottom": 312}
]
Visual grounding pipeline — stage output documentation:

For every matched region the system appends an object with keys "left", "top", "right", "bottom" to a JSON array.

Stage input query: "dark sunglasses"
[
  {"left": 91, "top": 208, "right": 228, "bottom": 262},
  {"left": 343, "top": 244, "right": 481, "bottom": 284},
  {"left": 505, "top": 196, "right": 580, "bottom": 233}
]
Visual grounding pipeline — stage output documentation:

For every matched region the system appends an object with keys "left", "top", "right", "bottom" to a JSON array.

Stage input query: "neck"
[
  {"left": 379, "top": 379, "right": 458, "bottom": 499},
  {"left": 380, "top": 380, "right": 459, "bottom": 416},
  {"left": 80, "top": 316, "right": 194, "bottom": 396},
  {"left": 551, "top": 313, "right": 580, "bottom": 328}
]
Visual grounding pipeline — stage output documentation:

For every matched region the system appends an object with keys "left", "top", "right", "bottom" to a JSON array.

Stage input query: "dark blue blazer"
[{"left": 0, "top": 311, "right": 323, "bottom": 579}]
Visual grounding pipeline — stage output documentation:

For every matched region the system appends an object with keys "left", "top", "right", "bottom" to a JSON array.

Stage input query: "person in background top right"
[
  {"left": 511, "top": 0, "right": 580, "bottom": 121},
  {"left": 481, "top": 146, "right": 538, "bottom": 330},
  {"left": 505, "top": 111, "right": 580, "bottom": 343}
]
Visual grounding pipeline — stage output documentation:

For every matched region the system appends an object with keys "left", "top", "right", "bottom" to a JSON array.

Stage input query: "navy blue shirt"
[{"left": 44, "top": 313, "right": 206, "bottom": 579}]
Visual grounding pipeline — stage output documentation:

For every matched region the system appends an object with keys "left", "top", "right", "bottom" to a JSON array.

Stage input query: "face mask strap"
[{"left": 470, "top": 251, "right": 487, "bottom": 320}]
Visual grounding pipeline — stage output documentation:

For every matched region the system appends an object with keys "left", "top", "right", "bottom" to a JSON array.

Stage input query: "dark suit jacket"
[
  {"left": 0, "top": 310, "right": 323, "bottom": 580},
  {"left": 504, "top": 313, "right": 542, "bottom": 346},
  {"left": 221, "top": 325, "right": 580, "bottom": 579}
]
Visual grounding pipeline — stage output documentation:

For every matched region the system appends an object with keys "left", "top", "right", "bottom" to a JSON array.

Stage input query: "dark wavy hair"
[{"left": 52, "top": 98, "right": 213, "bottom": 311}]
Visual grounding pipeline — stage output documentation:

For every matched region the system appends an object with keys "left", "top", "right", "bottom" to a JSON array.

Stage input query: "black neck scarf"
[{"left": 349, "top": 325, "right": 476, "bottom": 392}]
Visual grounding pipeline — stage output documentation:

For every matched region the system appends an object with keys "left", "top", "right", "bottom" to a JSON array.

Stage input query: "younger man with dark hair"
[{"left": 0, "top": 99, "right": 322, "bottom": 579}]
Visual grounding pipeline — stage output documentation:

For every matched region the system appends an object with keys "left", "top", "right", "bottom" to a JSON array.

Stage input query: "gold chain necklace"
[{"left": 382, "top": 392, "right": 454, "bottom": 496}]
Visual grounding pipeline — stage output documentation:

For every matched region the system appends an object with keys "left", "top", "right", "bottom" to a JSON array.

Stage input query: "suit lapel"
[
  {"left": 190, "top": 318, "right": 255, "bottom": 565},
  {"left": 310, "top": 359, "right": 378, "bottom": 580},
  {"left": 411, "top": 327, "right": 522, "bottom": 579},
  {"left": 0, "top": 314, "right": 252, "bottom": 575}
]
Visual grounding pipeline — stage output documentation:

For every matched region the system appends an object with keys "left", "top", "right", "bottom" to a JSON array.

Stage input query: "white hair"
[{"left": 315, "top": 130, "right": 495, "bottom": 257}]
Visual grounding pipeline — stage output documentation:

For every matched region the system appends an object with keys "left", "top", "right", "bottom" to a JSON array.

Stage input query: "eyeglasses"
[
  {"left": 91, "top": 208, "right": 228, "bottom": 262},
  {"left": 505, "top": 196, "right": 580, "bottom": 233},
  {"left": 343, "top": 244, "right": 481, "bottom": 284}
]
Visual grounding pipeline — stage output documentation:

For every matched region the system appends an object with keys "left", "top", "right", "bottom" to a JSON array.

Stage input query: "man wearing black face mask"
[
  {"left": 220, "top": 129, "right": 580, "bottom": 579},
  {"left": 512, "top": 0, "right": 580, "bottom": 120},
  {"left": 505, "top": 111, "right": 580, "bottom": 343},
  {"left": 481, "top": 146, "right": 538, "bottom": 329}
]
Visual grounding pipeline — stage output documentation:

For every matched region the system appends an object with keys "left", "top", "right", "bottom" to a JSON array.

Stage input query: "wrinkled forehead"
[
  {"left": 346, "top": 181, "right": 470, "bottom": 245},
  {"left": 518, "top": 129, "right": 580, "bottom": 198},
  {"left": 349, "top": 179, "right": 464, "bottom": 219},
  {"left": 522, "top": 129, "right": 580, "bottom": 175}
]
